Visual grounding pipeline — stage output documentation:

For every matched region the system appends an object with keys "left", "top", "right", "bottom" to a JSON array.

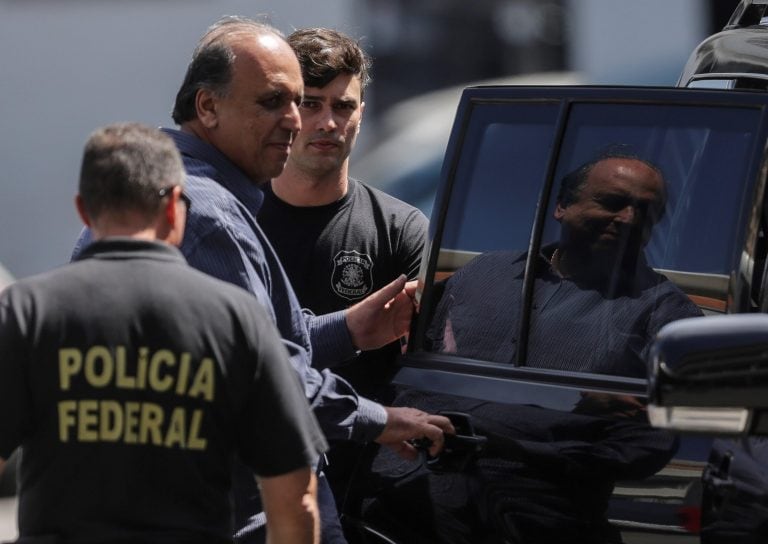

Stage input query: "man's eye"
[
  {"left": 597, "top": 196, "right": 631, "bottom": 212},
  {"left": 260, "top": 96, "right": 283, "bottom": 110},
  {"left": 301, "top": 101, "right": 319, "bottom": 110}
]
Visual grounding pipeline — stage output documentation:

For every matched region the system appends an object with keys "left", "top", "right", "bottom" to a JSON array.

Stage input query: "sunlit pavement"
[{"left": 0, "top": 497, "right": 17, "bottom": 542}]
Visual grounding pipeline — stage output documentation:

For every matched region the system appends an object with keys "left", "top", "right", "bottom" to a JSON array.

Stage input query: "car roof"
[{"left": 678, "top": 0, "right": 768, "bottom": 88}]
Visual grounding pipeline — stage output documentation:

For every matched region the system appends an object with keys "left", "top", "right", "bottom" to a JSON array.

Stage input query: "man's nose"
[
  {"left": 283, "top": 101, "right": 302, "bottom": 133},
  {"left": 615, "top": 205, "right": 637, "bottom": 224},
  {"left": 316, "top": 106, "right": 337, "bottom": 131}
]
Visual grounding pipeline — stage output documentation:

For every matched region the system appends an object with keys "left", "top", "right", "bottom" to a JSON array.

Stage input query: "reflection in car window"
[
  {"left": 424, "top": 101, "right": 761, "bottom": 376},
  {"left": 554, "top": 103, "right": 757, "bottom": 276}
]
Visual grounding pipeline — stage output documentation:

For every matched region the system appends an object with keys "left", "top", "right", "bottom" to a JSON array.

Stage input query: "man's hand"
[
  {"left": 346, "top": 275, "right": 418, "bottom": 351},
  {"left": 375, "top": 406, "right": 456, "bottom": 460}
]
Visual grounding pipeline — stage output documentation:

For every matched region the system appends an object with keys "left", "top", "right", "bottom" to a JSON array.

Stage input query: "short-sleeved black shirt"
[
  {"left": 0, "top": 239, "right": 327, "bottom": 543},
  {"left": 258, "top": 179, "right": 428, "bottom": 399}
]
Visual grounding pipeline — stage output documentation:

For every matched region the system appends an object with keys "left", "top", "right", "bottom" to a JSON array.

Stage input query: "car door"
[{"left": 340, "top": 86, "right": 768, "bottom": 544}]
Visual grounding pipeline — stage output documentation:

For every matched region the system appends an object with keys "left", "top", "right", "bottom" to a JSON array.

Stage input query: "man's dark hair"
[
  {"left": 172, "top": 16, "right": 284, "bottom": 125},
  {"left": 557, "top": 149, "right": 667, "bottom": 209},
  {"left": 78, "top": 123, "right": 184, "bottom": 221},
  {"left": 287, "top": 27, "right": 371, "bottom": 98}
]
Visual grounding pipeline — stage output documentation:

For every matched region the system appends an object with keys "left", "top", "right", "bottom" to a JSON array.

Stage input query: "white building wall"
[
  {"left": 565, "top": 0, "right": 708, "bottom": 84},
  {"left": 0, "top": 0, "right": 356, "bottom": 278},
  {"left": 0, "top": 0, "right": 711, "bottom": 278}
]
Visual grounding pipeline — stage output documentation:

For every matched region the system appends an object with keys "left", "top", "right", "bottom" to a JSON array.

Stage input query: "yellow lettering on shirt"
[
  {"left": 55, "top": 345, "right": 217, "bottom": 451},
  {"left": 139, "top": 403, "right": 164, "bottom": 445},
  {"left": 115, "top": 346, "right": 135, "bottom": 389},
  {"left": 55, "top": 400, "right": 209, "bottom": 450},
  {"left": 77, "top": 400, "right": 99, "bottom": 441},
  {"left": 84, "top": 346, "right": 113, "bottom": 388},
  {"left": 187, "top": 358, "right": 214, "bottom": 402},
  {"left": 175, "top": 353, "right": 190, "bottom": 396},
  {"left": 123, "top": 401, "right": 140, "bottom": 444},
  {"left": 58, "top": 400, "right": 77, "bottom": 441},
  {"left": 164, "top": 408, "right": 187, "bottom": 449},
  {"left": 99, "top": 400, "right": 123, "bottom": 442},
  {"left": 59, "top": 349, "right": 82, "bottom": 390},
  {"left": 148, "top": 350, "right": 175, "bottom": 392},
  {"left": 187, "top": 409, "right": 207, "bottom": 450}
]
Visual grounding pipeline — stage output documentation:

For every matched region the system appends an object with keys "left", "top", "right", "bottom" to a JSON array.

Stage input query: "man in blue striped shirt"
[{"left": 72, "top": 15, "right": 453, "bottom": 544}]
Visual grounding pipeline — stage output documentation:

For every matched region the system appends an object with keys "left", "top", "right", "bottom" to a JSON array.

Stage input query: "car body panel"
[
  {"left": 340, "top": 86, "right": 768, "bottom": 543},
  {"left": 651, "top": 3, "right": 768, "bottom": 542}
]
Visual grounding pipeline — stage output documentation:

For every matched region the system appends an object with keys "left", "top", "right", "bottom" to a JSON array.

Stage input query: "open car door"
[{"left": 341, "top": 86, "right": 768, "bottom": 544}]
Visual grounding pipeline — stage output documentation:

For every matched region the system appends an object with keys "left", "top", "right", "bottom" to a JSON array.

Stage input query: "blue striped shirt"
[{"left": 74, "top": 128, "right": 388, "bottom": 443}]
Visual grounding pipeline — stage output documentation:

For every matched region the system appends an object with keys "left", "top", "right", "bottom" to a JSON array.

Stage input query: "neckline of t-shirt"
[{"left": 265, "top": 179, "right": 355, "bottom": 214}]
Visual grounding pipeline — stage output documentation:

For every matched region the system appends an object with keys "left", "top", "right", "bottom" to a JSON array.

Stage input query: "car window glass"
[
  {"left": 549, "top": 103, "right": 755, "bottom": 277},
  {"left": 423, "top": 102, "right": 559, "bottom": 356},
  {"left": 438, "top": 103, "right": 559, "bottom": 254},
  {"left": 528, "top": 103, "right": 760, "bottom": 376},
  {"left": 423, "top": 98, "right": 762, "bottom": 376}
]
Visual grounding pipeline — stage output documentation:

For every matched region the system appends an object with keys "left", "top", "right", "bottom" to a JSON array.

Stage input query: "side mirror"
[{"left": 647, "top": 314, "right": 768, "bottom": 435}]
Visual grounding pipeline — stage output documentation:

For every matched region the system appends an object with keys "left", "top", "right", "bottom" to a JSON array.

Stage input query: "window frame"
[{"left": 404, "top": 86, "right": 768, "bottom": 397}]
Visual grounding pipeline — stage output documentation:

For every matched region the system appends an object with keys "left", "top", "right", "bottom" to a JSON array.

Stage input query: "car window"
[
  {"left": 438, "top": 103, "right": 560, "bottom": 255},
  {"left": 420, "top": 90, "right": 765, "bottom": 378},
  {"left": 550, "top": 102, "right": 757, "bottom": 284}
]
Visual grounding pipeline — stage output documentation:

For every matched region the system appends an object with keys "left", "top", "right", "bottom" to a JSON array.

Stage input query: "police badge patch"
[{"left": 332, "top": 250, "right": 374, "bottom": 301}]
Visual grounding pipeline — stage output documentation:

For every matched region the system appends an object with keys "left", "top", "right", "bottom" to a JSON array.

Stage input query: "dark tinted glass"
[
  {"left": 439, "top": 103, "right": 560, "bottom": 254},
  {"left": 424, "top": 99, "right": 761, "bottom": 373}
]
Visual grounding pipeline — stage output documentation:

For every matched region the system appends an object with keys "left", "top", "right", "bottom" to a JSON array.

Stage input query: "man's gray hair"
[
  {"left": 171, "top": 15, "right": 285, "bottom": 125},
  {"left": 78, "top": 122, "right": 184, "bottom": 221}
]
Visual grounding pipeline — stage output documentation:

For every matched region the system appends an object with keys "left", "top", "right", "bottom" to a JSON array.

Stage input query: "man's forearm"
[
  {"left": 261, "top": 468, "right": 319, "bottom": 544},
  {"left": 266, "top": 515, "right": 317, "bottom": 544},
  {"left": 306, "top": 309, "right": 358, "bottom": 367}
]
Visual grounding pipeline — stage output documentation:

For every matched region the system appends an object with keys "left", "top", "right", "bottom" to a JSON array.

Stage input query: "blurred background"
[
  {"left": 0, "top": 0, "right": 746, "bottom": 539},
  {"left": 0, "top": 0, "right": 740, "bottom": 281}
]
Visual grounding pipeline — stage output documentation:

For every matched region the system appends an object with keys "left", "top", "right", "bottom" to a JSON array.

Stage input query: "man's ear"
[
  {"left": 554, "top": 201, "right": 566, "bottom": 221},
  {"left": 195, "top": 88, "right": 219, "bottom": 129},
  {"left": 163, "top": 186, "right": 187, "bottom": 246},
  {"left": 357, "top": 101, "right": 365, "bottom": 132},
  {"left": 75, "top": 195, "right": 92, "bottom": 228},
  {"left": 164, "top": 188, "right": 181, "bottom": 229}
]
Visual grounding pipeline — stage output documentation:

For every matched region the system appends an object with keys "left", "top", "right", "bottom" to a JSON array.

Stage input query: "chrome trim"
[
  {"left": 648, "top": 405, "right": 751, "bottom": 433},
  {"left": 360, "top": 525, "right": 399, "bottom": 544},
  {"left": 435, "top": 248, "right": 480, "bottom": 271},
  {"left": 688, "top": 72, "right": 768, "bottom": 83},
  {"left": 654, "top": 269, "right": 730, "bottom": 299},
  {"left": 608, "top": 519, "right": 688, "bottom": 533},
  {"left": 739, "top": 142, "right": 768, "bottom": 312}
]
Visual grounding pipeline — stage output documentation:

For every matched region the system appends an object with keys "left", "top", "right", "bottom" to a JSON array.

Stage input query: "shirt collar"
[
  {"left": 263, "top": 178, "right": 354, "bottom": 213},
  {"left": 75, "top": 238, "right": 187, "bottom": 264},
  {"left": 161, "top": 127, "right": 265, "bottom": 214}
]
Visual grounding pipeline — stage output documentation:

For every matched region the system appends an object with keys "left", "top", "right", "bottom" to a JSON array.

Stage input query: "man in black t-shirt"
[
  {"left": 257, "top": 28, "right": 429, "bottom": 540},
  {"left": 0, "top": 123, "right": 326, "bottom": 544},
  {"left": 259, "top": 28, "right": 428, "bottom": 401}
]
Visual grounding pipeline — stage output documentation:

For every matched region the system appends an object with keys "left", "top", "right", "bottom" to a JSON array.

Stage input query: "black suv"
[{"left": 338, "top": 1, "right": 768, "bottom": 542}]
